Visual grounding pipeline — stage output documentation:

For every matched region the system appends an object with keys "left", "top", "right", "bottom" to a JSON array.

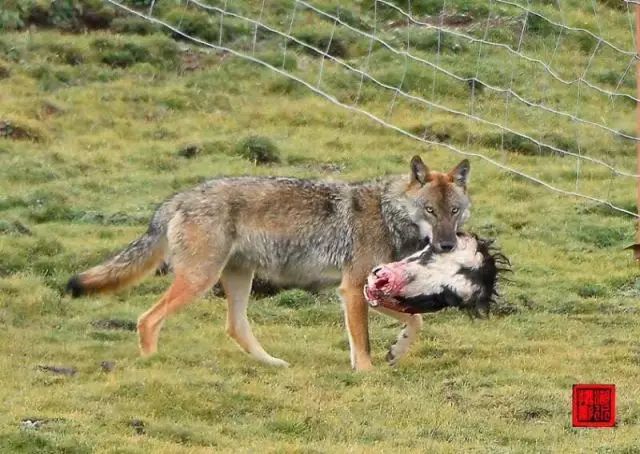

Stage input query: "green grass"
[{"left": 1, "top": 0, "right": 640, "bottom": 451}]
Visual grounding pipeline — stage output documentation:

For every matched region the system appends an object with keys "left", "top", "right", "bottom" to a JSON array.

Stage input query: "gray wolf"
[
  {"left": 364, "top": 233, "right": 509, "bottom": 364},
  {"left": 66, "top": 155, "right": 470, "bottom": 370}
]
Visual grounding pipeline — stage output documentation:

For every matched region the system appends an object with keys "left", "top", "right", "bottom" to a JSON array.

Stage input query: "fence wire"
[{"left": 105, "top": 0, "right": 640, "bottom": 218}]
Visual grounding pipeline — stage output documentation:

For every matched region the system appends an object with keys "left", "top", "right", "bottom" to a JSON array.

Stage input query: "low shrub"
[{"left": 235, "top": 135, "right": 280, "bottom": 164}]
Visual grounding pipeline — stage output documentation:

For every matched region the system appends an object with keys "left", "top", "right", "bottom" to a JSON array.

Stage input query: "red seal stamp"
[{"left": 572, "top": 384, "right": 616, "bottom": 428}]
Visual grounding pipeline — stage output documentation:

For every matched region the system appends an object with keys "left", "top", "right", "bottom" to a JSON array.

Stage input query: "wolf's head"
[
  {"left": 400, "top": 156, "right": 471, "bottom": 253},
  {"left": 364, "top": 233, "right": 509, "bottom": 317}
]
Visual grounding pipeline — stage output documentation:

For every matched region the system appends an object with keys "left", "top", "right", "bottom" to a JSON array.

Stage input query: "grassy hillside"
[{"left": 1, "top": 0, "right": 640, "bottom": 452}]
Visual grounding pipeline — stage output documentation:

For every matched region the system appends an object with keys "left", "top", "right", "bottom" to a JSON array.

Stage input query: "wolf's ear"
[
  {"left": 449, "top": 159, "right": 470, "bottom": 187},
  {"left": 409, "top": 155, "right": 429, "bottom": 186}
]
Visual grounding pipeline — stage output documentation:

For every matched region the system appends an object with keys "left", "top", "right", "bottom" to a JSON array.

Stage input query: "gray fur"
[{"left": 152, "top": 176, "right": 425, "bottom": 289}]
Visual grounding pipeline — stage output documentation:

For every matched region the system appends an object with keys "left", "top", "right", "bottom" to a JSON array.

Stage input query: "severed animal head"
[{"left": 364, "top": 233, "right": 509, "bottom": 316}]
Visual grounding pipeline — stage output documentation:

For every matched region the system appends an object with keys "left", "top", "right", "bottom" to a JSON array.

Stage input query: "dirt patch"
[
  {"left": 91, "top": 319, "right": 137, "bottom": 331},
  {"left": 129, "top": 419, "right": 145, "bottom": 435},
  {"left": 100, "top": 360, "right": 116, "bottom": 373},
  {"left": 0, "top": 120, "right": 43, "bottom": 141},
  {"left": 36, "top": 365, "right": 77, "bottom": 376}
]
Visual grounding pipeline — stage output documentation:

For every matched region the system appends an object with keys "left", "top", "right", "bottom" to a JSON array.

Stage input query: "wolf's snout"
[{"left": 372, "top": 266, "right": 383, "bottom": 276}]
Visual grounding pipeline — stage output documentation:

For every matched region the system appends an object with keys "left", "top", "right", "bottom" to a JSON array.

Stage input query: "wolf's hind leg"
[
  {"left": 221, "top": 268, "right": 289, "bottom": 368},
  {"left": 137, "top": 271, "right": 218, "bottom": 356},
  {"left": 137, "top": 217, "right": 229, "bottom": 356},
  {"left": 373, "top": 306, "right": 423, "bottom": 366}
]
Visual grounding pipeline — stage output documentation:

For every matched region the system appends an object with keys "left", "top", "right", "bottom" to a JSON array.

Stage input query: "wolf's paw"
[
  {"left": 257, "top": 355, "right": 290, "bottom": 368},
  {"left": 352, "top": 357, "right": 374, "bottom": 372},
  {"left": 137, "top": 337, "right": 159, "bottom": 357},
  {"left": 267, "top": 357, "right": 290, "bottom": 368},
  {"left": 138, "top": 338, "right": 158, "bottom": 357}
]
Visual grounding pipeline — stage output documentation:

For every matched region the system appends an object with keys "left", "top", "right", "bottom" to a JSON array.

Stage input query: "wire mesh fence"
[{"left": 106, "top": 0, "right": 639, "bottom": 219}]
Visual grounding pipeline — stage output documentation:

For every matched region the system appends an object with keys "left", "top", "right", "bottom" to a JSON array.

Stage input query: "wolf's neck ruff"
[{"left": 380, "top": 181, "right": 427, "bottom": 261}]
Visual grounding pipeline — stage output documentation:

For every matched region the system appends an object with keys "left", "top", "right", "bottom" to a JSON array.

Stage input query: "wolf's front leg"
[
  {"left": 221, "top": 267, "right": 289, "bottom": 368},
  {"left": 339, "top": 277, "right": 373, "bottom": 371}
]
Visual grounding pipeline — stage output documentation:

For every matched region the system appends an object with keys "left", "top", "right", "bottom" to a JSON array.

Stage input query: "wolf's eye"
[
  {"left": 426, "top": 207, "right": 434, "bottom": 214},
  {"left": 451, "top": 207, "right": 459, "bottom": 214}
]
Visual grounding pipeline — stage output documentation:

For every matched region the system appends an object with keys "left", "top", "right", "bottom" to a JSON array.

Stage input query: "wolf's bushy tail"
[{"left": 66, "top": 227, "right": 168, "bottom": 298}]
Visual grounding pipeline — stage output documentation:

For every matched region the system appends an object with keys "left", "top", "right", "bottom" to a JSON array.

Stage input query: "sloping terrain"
[{"left": 1, "top": 1, "right": 640, "bottom": 451}]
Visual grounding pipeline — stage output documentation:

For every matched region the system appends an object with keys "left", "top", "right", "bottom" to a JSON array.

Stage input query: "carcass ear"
[
  {"left": 449, "top": 159, "right": 470, "bottom": 187},
  {"left": 409, "top": 155, "right": 429, "bottom": 186}
]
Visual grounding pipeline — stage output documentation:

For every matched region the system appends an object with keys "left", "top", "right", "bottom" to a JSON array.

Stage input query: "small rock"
[
  {"left": 155, "top": 261, "right": 171, "bottom": 276},
  {"left": 91, "top": 319, "right": 137, "bottom": 331},
  {"left": 20, "top": 418, "right": 44, "bottom": 430},
  {"left": 37, "top": 365, "right": 77, "bottom": 376},
  {"left": 129, "top": 419, "right": 145, "bottom": 435},
  {"left": 0, "top": 65, "right": 10, "bottom": 80},
  {"left": 248, "top": 277, "right": 283, "bottom": 297},
  {"left": 467, "top": 78, "right": 485, "bottom": 94},
  {"left": 0, "top": 220, "right": 32, "bottom": 236},
  {"left": 211, "top": 283, "right": 225, "bottom": 297},
  {"left": 11, "top": 220, "right": 33, "bottom": 235},
  {"left": 20, "top": 417, "right": 64, "bottom": 430},
  {"left": 211, "top": 277, "right": 284, "bottom": 298},
  {"left": 177, "top": 144, "right": 200, "bottom": 158},
  {"left": 100, "top": 360, "right": 116, "bottom": 373}
]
